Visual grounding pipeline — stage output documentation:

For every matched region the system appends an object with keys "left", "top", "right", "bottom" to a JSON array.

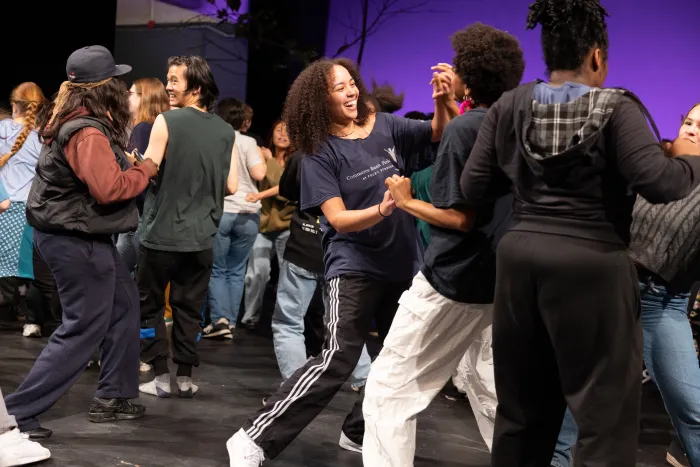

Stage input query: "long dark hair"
[
  {"left": 39, "top": 78, "right": 131, "bottom": 148},
  {"left": 267, "top": 119, "right": 294, "bottom": 164},
  {"left": 282, "top": 57, "right": 372, "bottom": 155}
]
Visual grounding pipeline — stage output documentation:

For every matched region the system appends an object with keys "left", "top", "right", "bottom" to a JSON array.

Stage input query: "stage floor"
[{"left": 0, "top": 329, "right": 676, "bottom": 466}]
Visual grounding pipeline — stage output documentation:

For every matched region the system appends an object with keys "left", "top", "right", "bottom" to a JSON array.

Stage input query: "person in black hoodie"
[{"left": 459, "top": 1, "right": 700, "bottom": 466}]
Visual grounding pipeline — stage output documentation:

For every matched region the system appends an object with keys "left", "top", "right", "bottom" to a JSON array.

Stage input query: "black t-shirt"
[
  {"left": 421, "top": 109, "right": 512, "bottom": 304},
  {"left": 279, "top": 152, "right": 324, "bottom": 273}
]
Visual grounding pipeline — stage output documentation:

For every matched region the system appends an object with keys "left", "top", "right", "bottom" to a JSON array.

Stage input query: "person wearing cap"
[
  {"left": 136, "top": 55, "right": 237, "bottom": 398},
  {"left": 3, "top": 45, "right": 159, "bottom": 440}
]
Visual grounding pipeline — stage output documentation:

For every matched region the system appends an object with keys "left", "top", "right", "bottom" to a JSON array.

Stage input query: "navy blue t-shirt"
[
  {"left": 129, "top": 121, "right": 154, "bottom": 154},
  {"left": 422, "top": 109, "right": 513, "bottom": 304},
  {"left": 301, "top": 112, "right": 432, "bottom": 282}
]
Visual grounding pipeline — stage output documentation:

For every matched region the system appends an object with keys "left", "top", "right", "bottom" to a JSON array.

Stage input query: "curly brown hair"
[
  {"left": 282, "top": 57, "right": 372, "bottom": 155},
  {"left": 451, "top": 23, "right": 525, "bottom": 107}
]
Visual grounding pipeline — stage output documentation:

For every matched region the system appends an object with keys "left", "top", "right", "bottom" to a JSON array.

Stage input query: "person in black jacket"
[
  {"left": 272, "top": 152, "right": 372, "bottom": 388},
  {"left": 4, "top": 45, "right": 159, "bottom": 440},
  {"left": 459, "top": 1, "right": 700, "bottom": 466}
]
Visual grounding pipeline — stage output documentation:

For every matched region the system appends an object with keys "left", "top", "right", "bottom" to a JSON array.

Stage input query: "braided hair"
[
  {"left": 526, "top": 0, "right": 609, "bottom": 74},
  {"left": 0, "top": 82, "right": 46, "bottom": 168}
]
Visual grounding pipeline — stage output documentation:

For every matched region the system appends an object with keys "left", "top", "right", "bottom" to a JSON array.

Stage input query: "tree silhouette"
[
  {"left": 331, "top": 0, "right": 433, "bottom": 67},
  {"left": 202, "top": 0, "right": 318, "bottom": 68}
]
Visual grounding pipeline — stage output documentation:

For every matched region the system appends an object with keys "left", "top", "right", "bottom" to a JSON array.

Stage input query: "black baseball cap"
[{"left": 66, "top": 45, "right": 132, "bottom": 83}]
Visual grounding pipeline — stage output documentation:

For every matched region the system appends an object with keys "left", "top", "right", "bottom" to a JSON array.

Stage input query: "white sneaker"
[
  {"left": 176, "top": 376, "right": 199, "bottom": 398},
  {"left": 22, "top": 324, "right": 41, "bottom": 338},
  {"left": 339, "top": 431, "right": 362, "bottom": 453},
  {"left": 227, "top": 429, "right": 265, "bottom": 466},
  {"left": 0, "top": 428, "right": 51, "bottom": 466},
  {"left": 139, "top": 374, "right": 171, "bottom": 398}
]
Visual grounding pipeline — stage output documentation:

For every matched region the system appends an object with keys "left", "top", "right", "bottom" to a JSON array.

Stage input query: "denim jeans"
[
  {"left": 208, "top": 212, "right": 260, "bottom": 325},
  {"left": 272, "top": 261, "right": 371, "bottom": 384},
  {"left": 116, "top": 229, "right": 141, "bottom": 274},
  {"left": 553, "top": 280, "right": 700, "bottom": 467},
  {"left": 551, "top": 408, "right": 577, "bottom": 467},
  {"left": 242, "top": 230, "right": 290, "bottom": 325}
]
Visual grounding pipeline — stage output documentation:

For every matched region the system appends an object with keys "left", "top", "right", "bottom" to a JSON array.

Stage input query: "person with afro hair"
[
  {"left": 459, "top": 1, "right": 700, "bottom": 466},
  {"left": 360, "top": 23, "right": 525, "bottom": 466},
  {"left": 226, "top": 57, "right": 452, "bottom": 465}
]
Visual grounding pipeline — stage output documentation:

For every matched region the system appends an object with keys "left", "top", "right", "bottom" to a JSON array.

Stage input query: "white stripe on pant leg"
[
  {"left": 247, "top": 277, "right": 342, "bottom": 439},
  {"left": 246, "top": 277, "right": 343, "bottom": 440},
  {"left": 250, "top": 276, "right": 344, "bottom": 436}
]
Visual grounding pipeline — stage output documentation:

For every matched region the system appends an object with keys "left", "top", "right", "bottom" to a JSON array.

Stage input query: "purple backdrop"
[
  {"left": 159, "top": 0, "right": 248, "bottom": 16},
  {"left": 325, "top": 0, "right": 700, "bottom": 138}
]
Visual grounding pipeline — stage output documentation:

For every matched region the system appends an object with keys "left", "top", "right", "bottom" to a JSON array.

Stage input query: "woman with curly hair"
[
  {"left": 459, "top": 1, "right": 700, "bottom": 465},
  {"left": 362, "top": 23, "right": 525, "bottom": 465},
  {"left": 227, "top": 57, "right": 450, "bottom": 465},
  {"left": 0, "top": 82, "right": 47, "bottom": 337}
]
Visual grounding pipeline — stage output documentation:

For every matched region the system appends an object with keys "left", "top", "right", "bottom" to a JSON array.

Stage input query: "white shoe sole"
[
  {"left": 203, "top": 329, "right": 232, "bottom": 338},
  {"left": 338, "top": 431, "right": 362, "bottom": 453},
  {"left": 4, "top": 452, "right": 52, "bottom": 465}
]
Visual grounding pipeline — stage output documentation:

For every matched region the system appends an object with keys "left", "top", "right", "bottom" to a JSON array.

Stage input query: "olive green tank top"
[{"left": 140, "top": 107, "right": 235, "bottom": 252}]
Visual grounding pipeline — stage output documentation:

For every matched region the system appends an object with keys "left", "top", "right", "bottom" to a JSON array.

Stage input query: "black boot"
[{"left": 88, "top": 398, "right": 146, "bottom": 423}]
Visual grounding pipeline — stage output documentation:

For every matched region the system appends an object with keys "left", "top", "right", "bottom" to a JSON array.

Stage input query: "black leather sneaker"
[
  {"left": 24, "top": 427, "right": 52, "bottom": 439},
  {"left": 88, "top": 398, "right": 146, "bottom": 423}
]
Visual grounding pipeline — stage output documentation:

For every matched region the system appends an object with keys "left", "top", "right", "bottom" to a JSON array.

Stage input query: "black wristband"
[{"left": 378, "top": 204, "right": 388, "bottom": 218}]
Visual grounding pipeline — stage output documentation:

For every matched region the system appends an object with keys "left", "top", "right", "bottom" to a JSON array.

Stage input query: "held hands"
[
  {"left": 379, "top": 188, "right": 397, "bottom": 218},
  {"left": 430, "top": 63, "right": 455, "bottom": 101},
  {"left": 245, "top": 193, "right": 261, "bottom": 203},
  {"left": 670, "top": 138, "right": 700, "bottom": 157},
  {"left": 384, "top": 174, "right": 413, "bottom": 209}
]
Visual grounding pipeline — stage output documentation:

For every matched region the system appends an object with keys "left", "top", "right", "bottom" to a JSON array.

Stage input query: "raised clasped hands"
[{"left": 430, "top": 63, "right": 455, "bottom": 101}]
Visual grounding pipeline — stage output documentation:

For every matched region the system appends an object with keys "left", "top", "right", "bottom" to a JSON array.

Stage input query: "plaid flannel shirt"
[{"left": 525, "top": 88, "right": 626, "bottom": 160}]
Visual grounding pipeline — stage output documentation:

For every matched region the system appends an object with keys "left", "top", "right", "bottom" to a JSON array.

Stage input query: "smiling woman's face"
[
  {"left": 328, "top": 65, "right": 358, "bottom": 125},
  {"left": 679, "top": 104, "right": 700, "bottom": 147}
]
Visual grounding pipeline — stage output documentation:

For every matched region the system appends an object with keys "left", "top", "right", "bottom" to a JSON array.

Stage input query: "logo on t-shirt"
[{"left": 384, "top": 147, "right": 397, "bottom": 163}]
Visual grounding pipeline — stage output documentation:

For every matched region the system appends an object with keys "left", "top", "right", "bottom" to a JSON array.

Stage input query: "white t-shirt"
[{"left": 224, "top": 131, "right": 263, "bottom": 214}]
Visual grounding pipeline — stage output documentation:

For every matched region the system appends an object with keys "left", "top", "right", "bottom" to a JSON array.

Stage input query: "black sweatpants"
[
  {"left": 138, "top": 247, "right": 213, "bottom": 377},
  {"left": 243, "top": 273, "right": 410, "bottom": 459},
  {"left": 491, "top": 231, "right": 643, "bottom": 467},
  {"left": 5, "top": 231, "right": 140, "bottom": 431},
  {"left": 26, "top": 244, "right": 62, "bottom": 327}
]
